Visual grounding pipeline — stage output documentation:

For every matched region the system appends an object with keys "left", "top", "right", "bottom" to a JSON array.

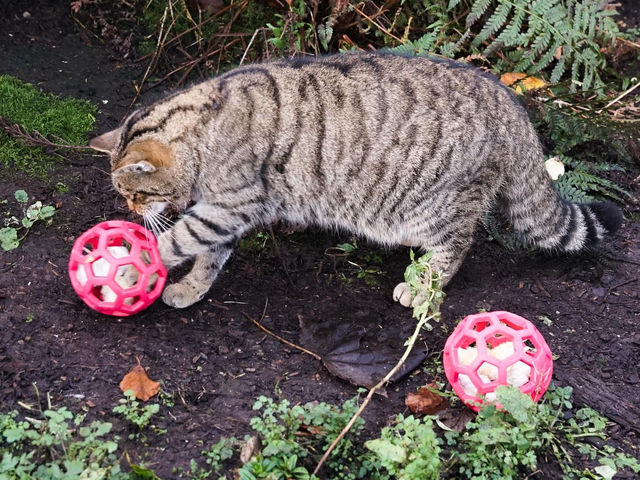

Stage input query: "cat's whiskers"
[
  {"left": 144, "top": 210, "right": 177, "bottom": 242},
  {"left": 147, "top": 209, "right": 174, "bottom": 231},
  {"left": 143, "top": 213, "right": 160, "bottom": 239}
]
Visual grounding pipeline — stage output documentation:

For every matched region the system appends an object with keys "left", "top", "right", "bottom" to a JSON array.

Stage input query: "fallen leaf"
[
  {"left": 405, "top": 384, "right": 448, "bottom": 415},
  {"left": 500, "top": 72, "right": 547, "bottom": 94},
  {"left": 119, "top": 358, "right": 160, "bottom": 401},
  {"left": 240, "top": 436, "right": 261, "bottom": 464},
  {"left": 298, "top": 314, "right": 427, "bottom": 389},
  {"left": 554, "top": 45, "right": 564, "bottom": 60},
  {"left": 435, "top": 407, "right": 477, "bottom": 432}
]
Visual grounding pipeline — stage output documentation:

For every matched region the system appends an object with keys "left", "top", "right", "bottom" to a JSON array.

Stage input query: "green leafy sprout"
[
  {"left": 1, "top": 190, "right": 56, "bottom": 252},
  {"left": 112, "top": 390, "right": 160, "bottom": 440}
]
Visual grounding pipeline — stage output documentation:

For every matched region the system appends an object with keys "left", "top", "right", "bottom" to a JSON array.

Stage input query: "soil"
[{"left": 0, "top": 2, "right": 639, "bottom": 478}]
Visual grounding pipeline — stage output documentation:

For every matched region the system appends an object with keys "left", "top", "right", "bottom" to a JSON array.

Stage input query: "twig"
[
  {"left": 126, "top": 4, "right": 170, "bottom": 116},
  {"left": 617, "top": 36, "right": 640, "bottom": 50},
  {"left": 241, "top": 301, "right": 320, "bottom": 361},
  {"left": 239, "top": 28, "right": 261, "bottom": 66},
  {"left": 351, "top": 3, "right": 405, "bottom": 45},
  {"left": 0, "top": 117, "right": 94, "bottom": 152},
  {"left": 604, "top": 277, "right": 639, "bottom": 301},
  {"left": 534, "top": 278, "right": 552, "bottom": 298},
  {"left": 598, "top": 81, "right": 640, "bottom": 113}
]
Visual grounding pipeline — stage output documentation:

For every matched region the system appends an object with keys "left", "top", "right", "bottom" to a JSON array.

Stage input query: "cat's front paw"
[
  {"left": 392, "top": 282, "right": 426, "bottom": 308},
  {"left": 162, "top": 283, "right": 204, "bottom": 308}
]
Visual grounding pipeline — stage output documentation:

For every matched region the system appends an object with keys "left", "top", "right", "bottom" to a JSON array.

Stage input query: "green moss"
[{"left": 0, "top": 75, "right": 97, "bottom": 180}]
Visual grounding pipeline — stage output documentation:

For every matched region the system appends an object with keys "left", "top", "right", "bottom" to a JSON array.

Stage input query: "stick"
[
  {"left": 239, "top": 28, "right": 260, "bottom": 66},
  {"left": 241, "top": 301, "right": 321, "bottom": 361},
  {"left": 598, "top": 81, "right": 640, "bottom": 113},
  {"left": 351, "top": 3, "right": 405, "bottom": 45}
]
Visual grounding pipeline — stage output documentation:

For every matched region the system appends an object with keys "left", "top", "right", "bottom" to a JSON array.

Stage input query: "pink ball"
[
  {"left": 68, "top": 221, "right": 167, "bottom": 316},
  {"left": 443, "top": 311, "right": 553, "bottom": 411}
]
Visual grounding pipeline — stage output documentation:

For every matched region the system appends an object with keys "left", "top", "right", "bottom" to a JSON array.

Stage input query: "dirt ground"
[{"left": 0, "top": 2, "right": 639, "bottom": 478}]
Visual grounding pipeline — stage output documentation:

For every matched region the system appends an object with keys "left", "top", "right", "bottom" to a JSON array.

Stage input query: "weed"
[
  {"left": 444, "top": 385, "right": 640, "bottom": 479},
  {"left": 239, "top": 231, "right": 270, "bottom": 253},
  {"left": 0, "top": 407, "right": 125, "bottom": 479},
  {"left": 266, "top": 0, "right": 317, "bottom": 54},
  {"left": 112, "top": 390, "right": 160, "bottom": 439},
  {"left": 366, "top": 414, "right": 442, "bottom": 480},
  {"left": 1, "top": 190, "right": 56, "bottom": 251},
  {"left": 404, "top": 250, "right": 446, "bottom": 331},
  {"left": 325, "top": 239, "right": 388, "bottom": 287}
]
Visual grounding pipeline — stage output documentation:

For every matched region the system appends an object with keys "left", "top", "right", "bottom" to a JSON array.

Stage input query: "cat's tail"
[{"left": 502, "top": 152, "right": 623, "bottom": 253}]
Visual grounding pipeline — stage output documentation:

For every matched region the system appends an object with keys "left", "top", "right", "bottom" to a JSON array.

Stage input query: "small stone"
[
  {"left": 626, "top": 374, "right": 639, "bottom": 385},
  {"left": 22, "top": 11, "right": 31, "bottom": 18}
]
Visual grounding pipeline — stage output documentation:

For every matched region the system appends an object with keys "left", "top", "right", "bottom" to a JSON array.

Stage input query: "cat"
[{"left": 89, "top": 52, "right": 622, "bottom": 309}]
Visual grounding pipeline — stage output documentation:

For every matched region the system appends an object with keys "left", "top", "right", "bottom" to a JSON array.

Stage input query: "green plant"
[
  {"left": 239, "top": 231, "right": 270, "bottom": 253},
  {"left": 444, "top": 385, "right": 640, "bottom": 479},
  {"left": 1, "top": 190, "right": 56, "bottom": 251},
  {"left": 404, "top": 250, "right": 446, "bottom": 331},
  {"left": 187, "top": 437, "right": 237, "bottom": 480},
  {"left": 266, "top": 0, "right": 317, "bottom": 54},
  {"left": 0, "top": 407, "right": 126, "bottom": 479},
  {"left": 449, "top": 0, "right": 618, "bottom": 91},
  {"left": 552, "top": 155, "right": 630, "bottom": 203},
  {"left": 366, "top": 415, "right": 442, "bottom": 480},
  {"left": 235, "top": 396, "right": 372, "bottom": 480},
  {"left": 112, "top": 390, "right": 160, "bottom": 439}
]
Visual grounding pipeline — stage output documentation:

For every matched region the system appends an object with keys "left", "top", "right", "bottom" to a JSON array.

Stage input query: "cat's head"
[{"left": 90, "top": 122, "right": 193, "bottom": 216}]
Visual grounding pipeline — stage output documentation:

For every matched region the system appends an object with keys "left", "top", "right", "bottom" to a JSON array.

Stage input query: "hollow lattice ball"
[
  {"left": 68, "top": 221, "right": 167, "bottom": 316},
  {"left": 443, "top": 311, "right": 553, "bottom": 411}
]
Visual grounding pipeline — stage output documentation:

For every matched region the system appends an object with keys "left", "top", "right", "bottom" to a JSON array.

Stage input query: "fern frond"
[
  {"left": 454, "top": 0, "right": 619, "bottom": 93},
  {"left": 474, "top": 2, "right": 512, "bottom": 46},
  {"left": 467, "top": 0, "right": 493, "bottom": 26}
]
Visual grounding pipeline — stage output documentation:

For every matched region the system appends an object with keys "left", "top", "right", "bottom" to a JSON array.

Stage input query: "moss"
[{"left": 0, "top": 75, "right": 97, "bottom": 180}]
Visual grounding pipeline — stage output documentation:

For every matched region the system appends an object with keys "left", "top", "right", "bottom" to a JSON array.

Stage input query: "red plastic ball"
[
  {"left": 68, "top": 221, "right": 167, "bottom": 316},
  {"left": 443, "top": 311, "right": 553, "bottom": 411}
]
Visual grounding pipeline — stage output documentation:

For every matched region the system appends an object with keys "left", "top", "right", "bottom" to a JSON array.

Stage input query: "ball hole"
[
  {"left": 114, "top": 263, "right": 141, "bottom": 290},
  {"left": 124, "top": 295, "right": 141, "bottom": 306},
  {"left": 471, "top": 321, "right": 488, "bottom": 332},
  {"left": 139, "top": 248, "right": 153, "bottom": 266},
  {"left": 477, "top": 361, "right": 498, "bottom": 382},
  {"left": 457, "top": 340, "right": 478, "bottom": 366},
  {"left": 523, "top": 338, "right": 537, "bottom": 354}
]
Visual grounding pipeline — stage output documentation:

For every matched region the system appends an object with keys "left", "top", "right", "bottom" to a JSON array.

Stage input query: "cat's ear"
[
  {"left": 112, "top": 160, "right": 156, "bottom": 174},
  {"left": 89, "top": 127, "right": 123, "bottom": 154}
]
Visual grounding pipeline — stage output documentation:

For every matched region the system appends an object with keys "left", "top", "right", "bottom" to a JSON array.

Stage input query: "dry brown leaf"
[
  {"left": 500, "top": 72, "right": 548, "bottom": 94},
  {"left": 405, "top": 384, "right": 448, "bottom": 415},
  {"left": 119, "top": 358, "right": 160, "bottom": 401},
  {"left": 554, "top": 45, "right": 564, "bottom": 60}
]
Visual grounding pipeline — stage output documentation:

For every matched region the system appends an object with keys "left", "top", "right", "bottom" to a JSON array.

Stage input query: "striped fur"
[{"left": 90, "top": 53, "right": 622, "bottom": 308}]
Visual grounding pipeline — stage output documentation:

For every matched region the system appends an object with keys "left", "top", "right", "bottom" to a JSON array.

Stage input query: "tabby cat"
[{"left": 90, "top": 53, "right": 622, "bottom": 308}]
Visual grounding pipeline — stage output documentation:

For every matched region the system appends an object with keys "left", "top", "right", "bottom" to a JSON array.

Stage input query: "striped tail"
[{"left": 503, "top": 151, "right": 623, "bottom": 253}]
